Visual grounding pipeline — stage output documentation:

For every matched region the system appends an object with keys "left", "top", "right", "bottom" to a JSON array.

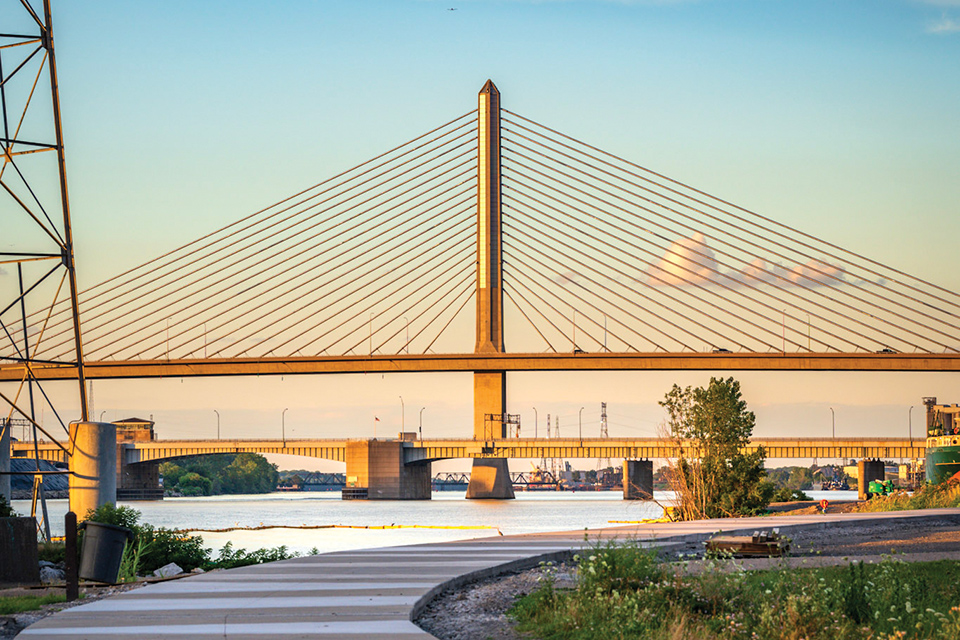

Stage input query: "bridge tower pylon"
[
  {"left": 473, "top": 80, "right": 507, "bottom": 441},
  {"left": 467, "top": 80, "right": 514, "bottom": 500}
]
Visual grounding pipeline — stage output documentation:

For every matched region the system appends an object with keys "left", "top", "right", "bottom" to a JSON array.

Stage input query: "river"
[{"left": 12, "top": 490, "right": 857, "bottom": 555}]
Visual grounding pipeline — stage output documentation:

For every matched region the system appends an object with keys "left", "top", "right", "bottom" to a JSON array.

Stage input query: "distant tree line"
[{"left": 160, "top": 453, "right": 279, "bottom": 496}]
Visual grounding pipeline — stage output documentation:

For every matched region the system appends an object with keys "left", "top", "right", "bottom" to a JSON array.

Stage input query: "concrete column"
[
  {"left": 857, "top": 459, "right": 885, "bottom": 500},
  {"left": 344, "top": 440, "right": 431, "bottom": 500},
  {"left": 69, "top": 422, "right": 117, "bottom": 520},
  {"left": 623, "top": 459, "right": 653, "bottom": 500},
  {"left": 474, "top": 371, "right": 506, "bottom": 440},
  {"left": 0, "top": 421, "right": 10, "bottom": 504},
  {"left": 465, "top": 458, "right": 515, "bottom": 499}
]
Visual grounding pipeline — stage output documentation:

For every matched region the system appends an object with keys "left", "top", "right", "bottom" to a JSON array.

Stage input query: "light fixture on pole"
[
  {"left": 399, "top": 396, "right": 405, "bottom": 433},
  {"left": 533, "top": 407, "right": 538, "bottom": 439},
  {"left": 909, "top": 405, "right": 914, "bottom": 442},
  {"left": 830, "top": 407, "right": 835, "bottom": 439},
  {"left": 282, "top": 407, "right": 289, "bottom": 445},
  {"left": 579, "top": 406, "right": 584, "bottom": 444},
  {"left": 419, "top": 407, "right": 425, "bottom": 440},
  {"left": 214, "top": 409, "right": 220, "bottom": 440}
]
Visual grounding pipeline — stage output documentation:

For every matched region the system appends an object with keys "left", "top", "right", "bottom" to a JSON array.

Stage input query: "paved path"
[{"left": 20, "top": 508, "right": 960, "bottom": 639}]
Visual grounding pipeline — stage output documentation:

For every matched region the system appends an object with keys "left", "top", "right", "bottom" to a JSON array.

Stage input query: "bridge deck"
[
  {"left": 12, "top": 436, "right": 926, "bottom": 464},
  {"left": 3, "top": 352, "right": 960, "bottom": 382}
]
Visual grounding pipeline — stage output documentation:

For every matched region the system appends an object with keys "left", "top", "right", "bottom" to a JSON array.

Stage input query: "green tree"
[
  {"left": 661, "top": 376, "right": 774, "bottom": 519},
  {"left": 177, "top": 472, "right": 213, "bottom": 496},
  {"left": 160, "top": 453, "right": 278, "bottom": 496}
]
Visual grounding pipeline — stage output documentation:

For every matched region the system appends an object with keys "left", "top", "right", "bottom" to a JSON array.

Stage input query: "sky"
[{"left": 3, "top": 0, "right": 960, "bottom": 470}]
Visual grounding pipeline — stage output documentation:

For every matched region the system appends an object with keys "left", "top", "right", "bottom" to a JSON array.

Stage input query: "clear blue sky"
[{"left": 8, "top": 1, "right": 960, "bottom": 466}]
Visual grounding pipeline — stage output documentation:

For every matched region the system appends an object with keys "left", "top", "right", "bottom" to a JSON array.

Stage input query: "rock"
[
  {"left": 38, "top": 560, "right": 57, "bottom": 568},
  {"left": 153, "top": 562, "right": 183, "bottom": 578},
  {"left": 39, "top": 565, "right": 64, "bottom": 584},
  {"left": 190, "top": 567, "right": 204, "bottom": 574}
]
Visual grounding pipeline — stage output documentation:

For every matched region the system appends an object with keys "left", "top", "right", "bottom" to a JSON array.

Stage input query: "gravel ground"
[{"left": 415, "top": 516, "right": 960, "bottom": 640}]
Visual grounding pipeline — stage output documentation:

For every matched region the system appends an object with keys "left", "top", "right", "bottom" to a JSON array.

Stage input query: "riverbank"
[
  {"left": 13, "top": 509, "right": 959, "bottom": 639},
  {"left": 416, "top": 513, "right": 960, "bottom": 640}
]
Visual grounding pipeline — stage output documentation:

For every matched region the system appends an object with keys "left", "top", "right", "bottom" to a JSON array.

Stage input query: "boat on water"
[{"left": 924, "top": 397, "right": 960, "bottom": 484}]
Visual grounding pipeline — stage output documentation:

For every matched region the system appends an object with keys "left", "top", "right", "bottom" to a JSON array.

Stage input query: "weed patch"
[
  {"left": 0, "top": 593, "right": 66, "bottom": 615},
  {"left": 510, "top": 541, "right": 960, "bottom": 640}
]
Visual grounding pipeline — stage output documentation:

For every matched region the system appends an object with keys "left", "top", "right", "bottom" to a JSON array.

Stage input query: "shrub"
[
  {"left": 0, "top": 494, "right": 18, "bottom": 518},
  {"left": 772, "top": 486, "right": 812, "bottom": 502},
  {"left": 84, "top": 503, "right": 298, "bottom": 576},
  {"left": 37, "top": 541, "right": 66, "bottom": 565},
  {"left": 208, "top": 542, "right": 296, "bottom": 570}
]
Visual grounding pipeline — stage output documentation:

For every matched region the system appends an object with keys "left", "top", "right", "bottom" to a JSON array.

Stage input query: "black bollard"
[{"left": 64, "top": 511, "right": 78, "bottom": 602}]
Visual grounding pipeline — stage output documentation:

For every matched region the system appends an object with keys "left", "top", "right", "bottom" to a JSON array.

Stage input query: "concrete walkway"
[{"left": 19, "top": 508, "right": 960, "bottom": 639}]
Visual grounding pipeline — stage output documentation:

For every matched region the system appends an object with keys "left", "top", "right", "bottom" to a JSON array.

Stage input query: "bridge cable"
[
  {"left": 503, "top": 110, "right": 960, "bottom": 313},
  {"left": 26, "top": 118, "right": 477, "bottom": 351},
  {"left": 105, "top": 167, "right": 478, "bottom": 360},
  {"left": 40, "top": 131, "right": 478, "bottom": 358},
  {"left": 503, "top": 126, "right": 960, "bottom": 344},
  {"left": 504, "top": 151, "right": 930, "bottom": 352},
  {"left": 505, "top": 162, "right": 866, "bottom": 351},
  {"left": 29, "top": 111, "right": 478, "bottom": 326},
  {"left": 504, "top": 196, "right": 791, "bottom": 352},
  {"left": 504, "top": 179, "right": 840, "bottom": 351}
]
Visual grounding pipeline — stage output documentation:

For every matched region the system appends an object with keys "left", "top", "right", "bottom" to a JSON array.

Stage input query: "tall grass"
[
  {"left": 510, "top": 540, "right": 960, "bottom": 640},
  {"left": 859, "top": 480, "right": 960, "bottom": 512}
]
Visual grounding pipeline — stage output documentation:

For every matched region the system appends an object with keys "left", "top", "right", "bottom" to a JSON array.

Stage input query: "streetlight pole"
[
  {"left": 533, "top": 407, "right": 538, "bottom": 439},
  {"left": 282, "top": 407, "right": 289, "bottom": 445},
  {"left": 579, "top": 406, "right": 584, "bottom": 444},
  {"left": 830, "top": 407, "right": 835, "bottom": 439},
  {"left": 99, "top": 410, "right": 106, "bottom": 422},
  {"left": 909, "top": 405, "right": 914, "bottom": 442},
  {"left": 214, "top": 409, "right": 220, "bottom": 440},
  {"left": 399, "top": 396, "right": 404, "bottom": 433},
  {"left": 419, "top": 407, "right": 425, "bottom": 440}
]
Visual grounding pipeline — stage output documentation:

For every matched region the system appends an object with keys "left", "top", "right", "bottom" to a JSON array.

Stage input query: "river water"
[{"left": 12, "top": 490, "right": 857, "bottom": 556}]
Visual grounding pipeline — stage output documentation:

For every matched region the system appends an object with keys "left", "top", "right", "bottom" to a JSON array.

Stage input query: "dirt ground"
[{"left": 415, "top": 512, "right": 960, "bottom": 640}]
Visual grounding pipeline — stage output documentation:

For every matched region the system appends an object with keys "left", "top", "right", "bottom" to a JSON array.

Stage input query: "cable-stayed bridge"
[
  {"left": 4, "top": 82, "right": 959, "bottom": 385},
  {"left": 2, "top": 73, "right": 958, "bottom": 500}
]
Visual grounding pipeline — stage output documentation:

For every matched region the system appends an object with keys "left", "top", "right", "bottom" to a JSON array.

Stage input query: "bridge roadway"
[
  {"left": 2, "top": 351, "right": 960, "bottom": 383},
  {"left": 12, "top": 436, "right": 925, "bottom": 466}
]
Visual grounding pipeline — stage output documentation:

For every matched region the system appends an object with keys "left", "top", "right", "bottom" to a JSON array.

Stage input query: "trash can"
[{"left": 78, "top": 521, "right": 134, "bottom": 584}]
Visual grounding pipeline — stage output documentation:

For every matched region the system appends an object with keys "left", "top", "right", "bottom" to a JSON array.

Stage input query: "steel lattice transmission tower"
[{"left": 1, "top": 0, "right": 88, "bottom": 443}]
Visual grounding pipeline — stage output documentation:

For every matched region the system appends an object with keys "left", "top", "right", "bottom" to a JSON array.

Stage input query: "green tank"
[{"left": 923, "top": 399, "right": 960, "bottom": 484}]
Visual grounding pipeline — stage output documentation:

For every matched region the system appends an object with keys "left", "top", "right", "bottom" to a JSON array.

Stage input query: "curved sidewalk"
[{"left": 20, "top": 508, "right": 960, "bottom": 639}]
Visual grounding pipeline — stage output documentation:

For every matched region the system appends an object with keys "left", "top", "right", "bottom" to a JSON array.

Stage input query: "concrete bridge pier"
[
  {"left": 343, "top": 439, "right": 431, "bottom": 500},
  {"left": 69, "top": 421, "right": 117, "bottom": 520},
  {"left": 0, "top": 421, "right": 10, "bottom": 504},
  {"left": 465, "top": 458, "right": 515, "bottom": 499},
  {"left": 623, "top": 459, "right": 654, "bottom": 500},
  {"left": 858, "top": 458, "right": 885, "bottom": 500}
]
